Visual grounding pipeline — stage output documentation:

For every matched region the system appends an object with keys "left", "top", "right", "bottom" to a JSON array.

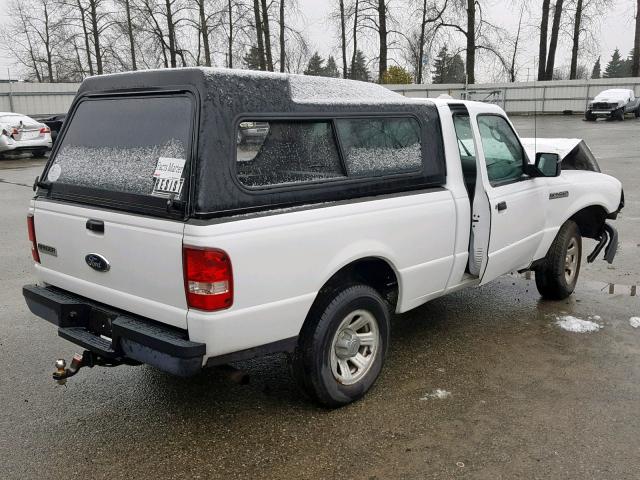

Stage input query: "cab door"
[{"left": 465, "top": 107, "right": 547, "bottom": 284}]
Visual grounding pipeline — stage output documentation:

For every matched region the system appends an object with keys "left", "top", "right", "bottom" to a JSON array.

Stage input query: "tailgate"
[{"left": 33, "top": 200, "right": 188, "bottom": 329}]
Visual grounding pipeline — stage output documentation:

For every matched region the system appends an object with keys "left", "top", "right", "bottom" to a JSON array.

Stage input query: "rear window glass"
[
  {"left": 47, "top": 95, "right": 193, "bottom": 199},
  {"left": 236, "top": 120, "right": 346, "bottom": 187},
  {"left": 335, "top": 118, "right": 422, "bottom": 176}
]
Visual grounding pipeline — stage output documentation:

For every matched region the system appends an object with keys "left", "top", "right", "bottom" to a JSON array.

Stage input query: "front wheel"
[
  {"left": 292, "top": 284, "right": 390, "bottom": 408},
  {"left": 635, "top": 106, "right": 640, "bottom": 118},
  {"left": 584, "top": 111, "right": 596, "bottom": 121},
  {"left": 615, "top": 108, "right": 625, "bottom": 121},
  {"left": 535, "top": 220, "right": 582, "bottom": 300}
]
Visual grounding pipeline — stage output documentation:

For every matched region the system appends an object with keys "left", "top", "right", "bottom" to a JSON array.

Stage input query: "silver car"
[{"left": 0, "top": 112, "right": 53, "bottom": 157}]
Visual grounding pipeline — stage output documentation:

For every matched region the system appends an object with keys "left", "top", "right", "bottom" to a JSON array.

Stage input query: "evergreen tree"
[
  {"left": 431, "top": 46, "right": 449, "bottom": 84},
  {"left": 349, "top": 50, "right": 370, "bottom": 81},
  {"left": 381, "top": 65, "right": 413, "bottom": 84},
  {"left": 243, "top": 46, "right": 262, "bottom": 70},
  {"left": 603, "top": 49, "right": 626, "bottom": 78},
  {"left": 448, "top": 53, "right": 466, "bottom": 83},
  {"left": 304, "top": 52, "right": 326, "bottom": 76},
  {"left": 432, "top": 46, "right": 466, "bottom": 84},
  {"left": 590, "top": 57, "right": 601, "bottom": 79},
  {"left": 621, "top": 49, "right": 636, "bottom": 77},
  {"left": 324, "top": 56, "right": 340, "bottom": 77}
]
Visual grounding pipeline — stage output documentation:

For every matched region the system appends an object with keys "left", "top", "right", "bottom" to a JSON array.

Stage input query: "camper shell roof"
[{"left": 68, "top": 68, "right": 446, "bottom": 217}]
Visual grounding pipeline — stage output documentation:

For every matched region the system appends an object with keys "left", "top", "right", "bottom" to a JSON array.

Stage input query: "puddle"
[
  {"left": 518, "top": 272, "right": 638, "bottom": 297},
  {"left": 582, "top": 280, "right": 638, "bottom": 297}
]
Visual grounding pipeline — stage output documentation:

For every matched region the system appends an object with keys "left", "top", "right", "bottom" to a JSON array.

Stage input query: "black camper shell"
[{"left": 38, "top": 68, "right": 446, "bottom": 219}]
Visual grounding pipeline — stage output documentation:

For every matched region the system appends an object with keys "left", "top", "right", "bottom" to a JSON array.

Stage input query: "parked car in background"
[
  {"left": 39, "top": 114, "right": 66, "bottom": 144},
  {"left": 0, "top": 112, "right": 53, "bottom": 157},
  {"left": 585, "top": 89, "right": 640, "bottom": 121}
]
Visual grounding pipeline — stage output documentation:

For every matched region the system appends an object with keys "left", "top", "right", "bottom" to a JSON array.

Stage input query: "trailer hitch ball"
[{"left": 52, "top": 353, "right": 84, "bottom": 384}]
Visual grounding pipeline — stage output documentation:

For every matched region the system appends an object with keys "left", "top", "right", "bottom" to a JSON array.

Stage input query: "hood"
[
  {"left": 592, "top": 89, "right": 631, "bottom": 103},
  {"left": 521, "top": 137, "right": 601, "bottom": 173},
  {"left": 520, "top": 138, "right": 581, "bottom": 161}
]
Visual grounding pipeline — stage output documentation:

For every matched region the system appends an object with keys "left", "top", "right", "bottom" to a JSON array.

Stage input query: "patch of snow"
[
  {"left": 346, "top": 144, "right": 421, "bottom": 175},
  {"left": 52, "top": 139, "right": 186, "bottom": 197},
  {"left": 590, "top": 315, "right": 602, "bottom": 321},
  {"left": 630, "top": 317, "right": 640, "bottom": 328},
  {"left": 288, "top": 74, "right": 410, "bottom": 105},
  {"left": 420, "top": 389, "right": 451, "bottom": 400},
  {"left": 554, "top": 315, "right": 602, "bottom": 333}
]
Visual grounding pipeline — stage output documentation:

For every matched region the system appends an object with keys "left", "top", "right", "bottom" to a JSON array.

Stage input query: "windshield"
[{"left": 46, "top": 94, "right": 193, "bottom": 203}]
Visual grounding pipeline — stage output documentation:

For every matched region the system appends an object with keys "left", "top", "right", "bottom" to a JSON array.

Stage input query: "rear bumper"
[{"left": 23, "top": 284, "right": 205, "bottom": 377}]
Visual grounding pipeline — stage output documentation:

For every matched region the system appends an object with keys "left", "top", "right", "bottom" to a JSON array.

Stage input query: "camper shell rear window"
[{"left": 42, "top": 91, "right": 195, "bottom": 218}]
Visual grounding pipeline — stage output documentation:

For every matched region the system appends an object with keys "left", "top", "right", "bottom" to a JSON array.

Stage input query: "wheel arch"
[
  {"left": 301, "top": 256, "right": 401, "bottom": 336},
  {"left": 569, "top": 204, "right": 609, "bottom": 240}
]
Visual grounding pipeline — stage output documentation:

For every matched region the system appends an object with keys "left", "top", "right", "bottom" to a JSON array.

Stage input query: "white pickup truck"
[{"left": 23, "top": 69, "right": 623, "bottom": 407}]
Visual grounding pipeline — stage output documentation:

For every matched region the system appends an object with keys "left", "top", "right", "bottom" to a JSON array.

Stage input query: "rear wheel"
[
  {"left": 292, "top": 284, "right": 390, "bottom": 408},
  {"left": 32, "top": 149, "right": 47, "bottom": 158},
  {"left": 535, "top": 220, "right": 582, "bottom": 300}
]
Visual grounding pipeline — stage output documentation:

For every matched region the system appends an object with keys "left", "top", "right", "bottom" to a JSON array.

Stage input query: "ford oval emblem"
[{"left": 85, "top": 253, "right": 110, "bottom": 272}]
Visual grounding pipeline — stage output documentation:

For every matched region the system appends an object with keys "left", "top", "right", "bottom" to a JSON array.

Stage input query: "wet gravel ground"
[{"left": 1, "top": 115, "right": 639, "bottom": 479}]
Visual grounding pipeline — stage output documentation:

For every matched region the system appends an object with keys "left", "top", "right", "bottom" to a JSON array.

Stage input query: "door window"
[{"left": 477, "top": 115, "right": 525, "bottom": 186}]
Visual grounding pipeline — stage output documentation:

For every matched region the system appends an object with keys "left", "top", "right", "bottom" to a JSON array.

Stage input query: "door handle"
[
  {"left": 496, "top": 201, "right": 507, "bottom": 212},
  {"left": 86, "top": 219, "right": 104, "bottom": 233}
]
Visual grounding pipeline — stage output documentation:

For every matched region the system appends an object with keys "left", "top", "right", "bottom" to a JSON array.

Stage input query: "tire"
[
  {"left": 615, "top": 108, "right": 624, "bottom": 121},
  {"left": 32, "top": 149, "right": 47, "bottom": 158},
  {"left": 635, "top": 106, "right": 640, "bottom": 118},
  {"left": 292, "top": 284, "right": 390, "bottom": 408},
  {"left": 584, "top": 111, "right": 596, "bottom": 121},
  {"left": 535, "top": 220, "right": 582, "bottom": 300}
]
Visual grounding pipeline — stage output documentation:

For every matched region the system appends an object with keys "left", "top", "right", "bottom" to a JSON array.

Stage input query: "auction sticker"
[
  {"left": 152, "top": 157, "right": 186, "bottom": 196},
  {"left": 48, "top": 164, "right": 62, "bottom": 182}
]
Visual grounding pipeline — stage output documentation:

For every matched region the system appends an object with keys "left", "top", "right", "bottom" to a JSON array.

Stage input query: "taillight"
[
  {"left": 183, "top": 247, "right": 233, "bottom": 311},
  {"left": 39, "top": 127, "right": 51, "bottom": 134},
  {"left": 27, "top": 214, "right": 40, "bottom": 263}
]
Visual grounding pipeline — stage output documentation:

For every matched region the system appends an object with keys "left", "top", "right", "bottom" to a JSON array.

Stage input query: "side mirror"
[{"left": 534, "top": 152, "right": 561, "bottom": 177}]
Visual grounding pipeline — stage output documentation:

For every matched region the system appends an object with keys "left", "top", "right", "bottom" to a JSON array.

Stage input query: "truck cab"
[{"left": 23, "top": 69, "right": 623, "bottom": 407}]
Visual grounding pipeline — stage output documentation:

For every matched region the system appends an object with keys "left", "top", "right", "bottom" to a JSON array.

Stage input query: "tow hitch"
[{"left": 53, "top": 350, "right": 126, "bottom": 385}]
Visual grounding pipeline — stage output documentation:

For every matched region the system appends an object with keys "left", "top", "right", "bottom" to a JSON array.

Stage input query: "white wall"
[
  {"left": 1, "top": 77, "right": 640, "bottom": 116},
  {"left": 386, "top": 77, "right": 640, "bottom": 114},
  {"left": 0, "top": 82, "right": 80, "bottom": 116}
]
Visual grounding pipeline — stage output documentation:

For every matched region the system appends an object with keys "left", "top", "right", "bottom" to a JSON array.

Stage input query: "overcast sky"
[{"left": 0, "top": 0, "right": 636, "bottom": 82}]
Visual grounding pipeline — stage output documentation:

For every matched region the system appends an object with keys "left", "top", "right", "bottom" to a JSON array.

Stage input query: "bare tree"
[
  {"left": 439, "top": 0, "right": 507, "bottom": 84},
  {"left": 339, "top": 0, "right": 348, "bottom": 77},
  {"left": 1, "top": 0, "right": 68, "bottom": 81},
  {"left": 260, "top": 0, "right": 274, "bottom": 70},
  {"left": 544, "top": 0, "right": 564, "bottom": 80},
  {"left": 280, "top": 0, "right": 286, "bottom": 72},
  {"left": 414, "top": 0, "right": 448, "bottom": 84},
  {"left": 537, "top": 0, "right": 550, "bottom": 80},
  {"left": 569, "top": 0, "right": 582, "bottom": 79},
  {"left": 252, "top": 0, "right": 266, "bottom": 69},
  {"left": 508, "top": 5, "right": 524, "bottom": 82},
  {"left": 633, "top": 0, "right": 639, "bottom": 76}
]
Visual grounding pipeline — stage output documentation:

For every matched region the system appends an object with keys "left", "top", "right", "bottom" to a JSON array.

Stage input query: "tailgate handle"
[{"left": 86, "top": 219, "right": 104, "bottom": 233}]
